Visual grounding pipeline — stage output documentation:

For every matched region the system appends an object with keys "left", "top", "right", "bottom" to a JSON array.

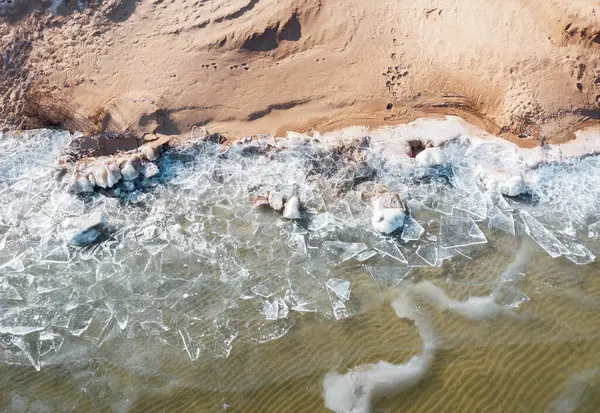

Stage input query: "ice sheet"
[{"left": 1, "top": 125, "right": 600, "bottom": 370}]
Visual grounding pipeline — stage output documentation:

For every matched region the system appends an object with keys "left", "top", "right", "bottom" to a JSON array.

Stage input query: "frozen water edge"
[{"left": 1, "top": 119, "right": 600, "bottom": 369}]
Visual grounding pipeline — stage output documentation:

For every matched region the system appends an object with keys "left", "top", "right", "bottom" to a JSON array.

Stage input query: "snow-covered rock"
[
  {"left": 477, "top": 164, "right": 526, "bottom": 196},
  {"left": 371, "top": 193, "right": 407, "bottom": 234},
  {"left": 415, "top": 147, "right": 446, "bottom": 168}
]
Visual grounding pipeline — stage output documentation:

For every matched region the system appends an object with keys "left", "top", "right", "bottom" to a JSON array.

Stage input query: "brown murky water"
[{"left": 2, "top": 239, "right": 600, "bottom": 413}]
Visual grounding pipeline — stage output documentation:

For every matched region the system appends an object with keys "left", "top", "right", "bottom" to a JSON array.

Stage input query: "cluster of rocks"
[
  {"left": 252, "top": 191, "right": 303, "bottom": 219},
  {"left": 241, "top": 135, "right": 412, "bottom": 233},
  {"left": 66, "top": 135, "right": 170, "bottom": 194}
]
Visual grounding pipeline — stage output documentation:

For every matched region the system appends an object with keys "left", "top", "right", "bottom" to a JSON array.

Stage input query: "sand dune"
[{"left": 1, "top": 0, "right": 600, "bottom": 144}]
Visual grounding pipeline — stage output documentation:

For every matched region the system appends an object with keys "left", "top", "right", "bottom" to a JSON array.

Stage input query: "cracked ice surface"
[{"left": 1, "top": 121, "right": 600, "bottom": 370}]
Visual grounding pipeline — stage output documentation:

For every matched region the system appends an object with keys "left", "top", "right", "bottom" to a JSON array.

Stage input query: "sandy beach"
[{"left": 1, "top": 0, "right": 600, "bottom": 144}]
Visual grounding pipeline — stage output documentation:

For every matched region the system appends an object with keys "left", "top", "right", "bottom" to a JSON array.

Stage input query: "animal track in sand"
[
  {"left": 383, "top": 65, "right": 409, "bottom": 98},
  {"left": 563, "top": 21, "right": 600, "bottom": 46}
]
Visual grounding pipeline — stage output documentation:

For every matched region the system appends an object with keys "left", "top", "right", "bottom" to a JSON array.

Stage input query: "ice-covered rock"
[
  {"left": 120, "top": 156, "right": 141, "bottom": 181},
  {"left": 415, "top": 147, "right": 446, "bottom": 168},
  {"left": 371, "top": 193, "right": 407, "bottom": 234},
  {"left": 523, "top": 146, "right": 546, "bottom": 168},
  {"left": 477, "top": 164, "right": 526, "bottom": 196},
  {"left": 141, "top": 161, "right": 160, "bottom": 179},
  {"left": 70, "top": 212, "right": 111, "bottom": 246},
  {"left": 105, "top": 163, "right": 122, "bottom": 188},
  {"left": 63, "top": 134, "right": 170, "bottom": 193},
  {"left": 252, "top": 195, "right": 270, "bottom": 209},
  {"left": 268, "top": 192, "right": 285, "bottom": 211},
  {"left": 372, "top": 209, "right": 407, "bottom": 234},
  {"left": 91, "top": 164, "right": 109, "bottom": 188},
  {"left": 283, "top": 196, "right": 302, "bottom": 219},
  {"left": 70, "top": 176, "right": 94, "bottom": 194},
  {"left": 140, "top": 141, "right": 163, "bottom": 161}
]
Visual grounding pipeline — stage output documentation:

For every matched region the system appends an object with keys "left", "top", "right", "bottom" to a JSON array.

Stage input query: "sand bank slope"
[{"left": 1, "top": 0, "right": 599, "bottom": 143}]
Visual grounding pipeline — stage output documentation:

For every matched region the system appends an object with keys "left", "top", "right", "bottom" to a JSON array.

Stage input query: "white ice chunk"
[
  {"left": 520, "top": 211, "right": 569, "bottom": 258},
  {"left": 372, "top": 208, "right": 406, "bottom": 234},
  {"left": 283, "top": 196, "right": 302, "bottom": 219},
  {"left": 415, "top": 147, "right": 446, "bottom": 168},
  {"left": 477, "top": 164, "right": 527, "bottom": 196},
  {"left": 372, "top": 193, "right": 407, "bottom": 234},
  {"left": 439, "top": 216, "right": 487, "bottom": 249}
]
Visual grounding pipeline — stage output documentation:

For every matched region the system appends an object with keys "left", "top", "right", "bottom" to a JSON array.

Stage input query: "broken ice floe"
[{"left": 1, "top": 120, "right": 600, "bottom": 369}]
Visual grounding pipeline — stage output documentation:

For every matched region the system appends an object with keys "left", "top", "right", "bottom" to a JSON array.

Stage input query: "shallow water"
[{"left": 1, "top": 121, "right": 600, "bottom": 412}]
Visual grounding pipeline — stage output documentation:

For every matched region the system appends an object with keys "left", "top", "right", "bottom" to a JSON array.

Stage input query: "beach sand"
[{"left": 1, "top": 0, "right": 600, "bottom": 144}]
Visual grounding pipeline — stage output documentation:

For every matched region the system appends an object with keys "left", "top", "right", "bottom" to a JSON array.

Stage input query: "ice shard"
[
  {"left": 366, "top": 266, "right": 412, "bottom": 285},
  {"left": 416, "top": 244, "right": 438, "bottom": 267},
  {"left": 373, "top": 239, "right": 407, "bottom": 263},
  {"left": 401, "top": 216, "right": 425, "bottom": 242},
  {"left": 520, "top": 211, "right": 569, "bottom": 258},
  {"left": 321, "top": 241, "right": 367, "bottom": 265},
  {"left": 439, "top": 216, "right": 487, "bottom": 249},
  {"left": 325, "top": 278, "right": 351, "bottom": 301},
  {"left": 487, "top": 206, "right": 515, "bottom": 236}
]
